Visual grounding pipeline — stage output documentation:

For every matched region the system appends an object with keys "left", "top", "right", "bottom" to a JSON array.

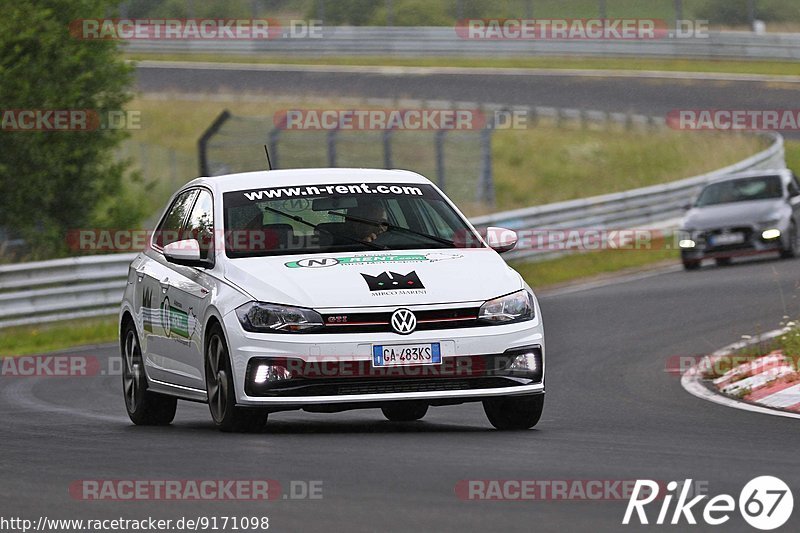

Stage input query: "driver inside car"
[{"left": 346, "top": 200, "right": 389, "bottom": 243}]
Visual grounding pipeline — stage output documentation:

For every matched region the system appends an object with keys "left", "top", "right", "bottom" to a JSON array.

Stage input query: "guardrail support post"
[
  {"left": 268, "top": 128, "right": 281, "bottom": 169},
  {"left": 435, "top": 129, "right": 447, "bottom": 190},
  {"left": 197, "top": 110, "right": 231, "bottom": 176},
  {"left": 327, "top": 128, "right": 338, "bottom": 167},
  {"left": 383, "top": 127, "right": 394, "bottom": 168},
  {"left": 480, "top": 125, "right": 495, "bottom": 206}
]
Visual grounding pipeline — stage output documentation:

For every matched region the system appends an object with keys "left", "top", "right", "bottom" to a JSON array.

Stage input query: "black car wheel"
[
  {"left": 121, "top": 321, "right": 177, "bottom": 425},
  {"left": 381, "top": 402, "right": 428, "bottom": 422},
  {"left": 206, "top": 324, "right": 268, "bottom": 433},
  {"left": 682, "top": 259, "right": 701, "bottom": 271},
  {"left": 483, "top": 394, "right": 544, "bottom": 430}
]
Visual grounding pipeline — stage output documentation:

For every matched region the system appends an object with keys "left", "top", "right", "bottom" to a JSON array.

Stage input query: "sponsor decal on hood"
[
  {"left": 361, "top": 271, "right": 425, "bottom": 294},
  {"left": 284, "top": 252, "right": 462, "bottom": 268}
]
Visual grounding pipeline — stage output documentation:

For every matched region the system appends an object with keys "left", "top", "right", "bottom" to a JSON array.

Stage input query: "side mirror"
[
  {"left": 163, "top": 239, "right": 213, "bottom": 268},
  {"left": 486, "top": 227, "right": 518, "bottom": 254},
  {"left": 682, "top": 202, "right": 693, "bottom": 211}
]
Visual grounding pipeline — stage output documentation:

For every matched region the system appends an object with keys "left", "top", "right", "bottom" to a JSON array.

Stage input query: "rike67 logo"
[{"left": 623, "top": 477, "right": 793, "bottom": 530}]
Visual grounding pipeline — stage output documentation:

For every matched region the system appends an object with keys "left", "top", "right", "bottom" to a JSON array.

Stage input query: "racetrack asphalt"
[
  {"left": 2, "top": 255, "right": 798, "bottom": 532},
  {"left": 135, "top": 62, "right": 800, "bottom": 139}
]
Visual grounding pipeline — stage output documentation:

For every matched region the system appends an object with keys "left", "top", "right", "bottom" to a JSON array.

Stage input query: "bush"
[{"left": 0, "top": 1, "right": 143, "bottom": 258}]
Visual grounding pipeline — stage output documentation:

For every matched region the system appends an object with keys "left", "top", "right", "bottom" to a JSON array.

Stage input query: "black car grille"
[{"left": 320, "top": 307, "right": 483, "bottom": 333}]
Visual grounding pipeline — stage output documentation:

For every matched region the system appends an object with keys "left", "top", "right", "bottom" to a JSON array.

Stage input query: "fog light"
[
  {"left": 762, "top": 228, "right": 781, "bottom": 240},
  {"left": 254, "top": 364, "right": 291, "bottom": 384},
  {"left": 679, "top": 239, "right": 696, "bottom": 249},
  {"left": 509, "top": 352, "right": 539, "bottom": 372}
]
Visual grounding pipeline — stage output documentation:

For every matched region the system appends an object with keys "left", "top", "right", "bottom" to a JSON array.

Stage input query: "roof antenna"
[{"left": 263, "top": 144, "right": 273, "bottom": 171}]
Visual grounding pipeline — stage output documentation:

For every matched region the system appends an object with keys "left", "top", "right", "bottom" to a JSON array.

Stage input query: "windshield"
[
  {"left": 223, "top": 182, "right": 484, "bottom": 258},
  {"left": 695, "top": 175, "right": 783, "bottom": 207}
]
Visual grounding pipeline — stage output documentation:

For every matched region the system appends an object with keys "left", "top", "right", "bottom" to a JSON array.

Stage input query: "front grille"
[
  {"left": 338, "top": 380, "right": 471, "bottom": 395},
  {"left": 700, "top": 226, "right": 754, "bottom": 251},
  {"left": 320, "top": 307, "right": 483, "bottom": 333}
]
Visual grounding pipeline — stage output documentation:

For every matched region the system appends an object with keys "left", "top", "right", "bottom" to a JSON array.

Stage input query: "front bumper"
[
  {"left": 680, "top": 225, "right": 784, "bottom": 260},
  {"left": 222, "top": 311, "right": 545, "bottom": 407}
]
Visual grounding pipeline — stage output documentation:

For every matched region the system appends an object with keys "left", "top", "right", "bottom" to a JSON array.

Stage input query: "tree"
[{"left": 0, "top": 0, "right": 142, "bottom": 258}]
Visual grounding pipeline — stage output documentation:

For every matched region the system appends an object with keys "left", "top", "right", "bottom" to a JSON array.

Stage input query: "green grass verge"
[
  {"left": 0, "top": 317, "right": 118, "bottom": 357},
  {"left": 126, "top": 53, "right": 800, "bottom": 77}
]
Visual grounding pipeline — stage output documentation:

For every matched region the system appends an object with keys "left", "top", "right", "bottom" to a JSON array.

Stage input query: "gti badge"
[
  {"left": 361, "top": 271, "right": 424, "bottom": 291},
  {"left": 391, "top": 308, "right": 417, "bottom": 335}
]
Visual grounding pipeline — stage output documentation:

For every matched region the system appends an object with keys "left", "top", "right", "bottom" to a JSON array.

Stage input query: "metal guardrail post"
[
  {"left": 383, "top": 127, "right": 394, "bottom": 169},
  {"left": 435, "top": 129, "right": 447, "bottom": 190},
  {"left": 480, "top": 124, "right": 495, "bottom": 205},
  {"left": 327, "top": 127, "right": 338, "bottom": 167},
  {"left": 198, "top": 110, "right": 231, "bottom": 177},
  {"left": 268, "top": 127, "right": 281, "bottom": 169}
]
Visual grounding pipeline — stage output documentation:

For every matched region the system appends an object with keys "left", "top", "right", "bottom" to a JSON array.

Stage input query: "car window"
[
  {"left": 223, "top": 182, "right": 484, "bottom": 258},
  {"left": 695, "top": 175, "right": 783, "bottom": 207},
  {"left": 185, "top": 190, "right": 214, "bottom": 260},
  {"left": 154, "top": 189, "right": 198, "bottom": 249},
  {"left": 415, "top": 199, "right": 457, "bottom": 240}
]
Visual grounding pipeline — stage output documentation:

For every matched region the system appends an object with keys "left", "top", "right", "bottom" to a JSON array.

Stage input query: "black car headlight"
[
  {"left": 236, "top": 302, "right": 324, "bottom": 333},
  {"left": 478, "top": 290, "right": 535, "bottom": 324}
]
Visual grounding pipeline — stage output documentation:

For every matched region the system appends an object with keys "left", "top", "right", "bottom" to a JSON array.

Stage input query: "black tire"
[
  {"left": 682, "top": 260, "right": 700, "bottom": 271},
  {"left": 715, "top": 257, "right": 732, "bottom": 267},
  {"left": 121, "top": 321, "right": 177, "bottom": 425},
  {"left": 381, "top": 402, "right": 428, "bottom": 422},
  {"left": 780, "top": 222, "right": 797, "bottom": 259},
  {"left": 206, "top": 324, "right": 268, "bottom": 433},
  {"left": 483, "top": 394, "right": 544, "bottom": 430}
]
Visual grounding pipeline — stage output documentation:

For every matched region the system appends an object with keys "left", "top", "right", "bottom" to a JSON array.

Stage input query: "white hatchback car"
[{"left": 120, "top": 169, "right": 545, "bottom": 432}]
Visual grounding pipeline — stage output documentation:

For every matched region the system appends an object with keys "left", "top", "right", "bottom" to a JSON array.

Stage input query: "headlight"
[
  {"left": 478, "top": 290, "right": 535, "bottom": 324},
  {"left": 236, "top": 302, "right": 324, "bottom": 333}
]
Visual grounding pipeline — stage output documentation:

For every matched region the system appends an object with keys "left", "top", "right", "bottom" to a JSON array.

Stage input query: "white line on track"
[{"left": 132, "top": 60, "right": 800, "bottom": 84}]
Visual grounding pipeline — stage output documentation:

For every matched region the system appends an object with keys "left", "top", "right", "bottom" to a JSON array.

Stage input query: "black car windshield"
[
  {"left": 223, "top": 182, "right": 484, "bottom": 258},
  {"left": 695, "top": 175, "right": 783, "bottom": 207}
]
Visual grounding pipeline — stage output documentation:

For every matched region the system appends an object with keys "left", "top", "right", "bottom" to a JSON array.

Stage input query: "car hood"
[
  {"left": 222, "top": 249, "right": 523, "bottom": 309},
  {"left": 682, "top": 199, "right": 784, "bottom": 230}
]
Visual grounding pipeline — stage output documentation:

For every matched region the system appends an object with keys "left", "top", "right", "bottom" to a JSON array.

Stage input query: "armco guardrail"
[
  {"left": 125, "top": 28, "right": 800, "bottom": 60},
  {"left": 474, "top": 132, "right": 785, "bottom": 261},
  {"left": 0, "top": 254, "right": 135, "bottom": 329},
  {"left": 0, "top": 133, "right": 784, "bottom": 329}
]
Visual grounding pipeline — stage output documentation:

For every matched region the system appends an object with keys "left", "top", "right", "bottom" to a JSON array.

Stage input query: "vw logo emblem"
[{"left": 390, "top": 309, "right": 417, "bottom": 335}]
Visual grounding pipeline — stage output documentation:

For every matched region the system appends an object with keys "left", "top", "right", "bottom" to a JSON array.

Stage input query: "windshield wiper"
[
  {"left": 328, "top": 211, "right": 457, "bottom": 247},
  {"left": 260, "top": 205, "right": 385, "bottom": 250}
]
